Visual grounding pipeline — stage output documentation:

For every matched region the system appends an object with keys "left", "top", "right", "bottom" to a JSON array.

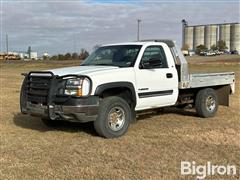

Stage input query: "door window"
[{"left": 140, "top": 46, "right": 168, "bottom": 69}]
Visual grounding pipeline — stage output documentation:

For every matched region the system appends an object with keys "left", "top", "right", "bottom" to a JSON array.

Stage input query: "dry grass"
[{"left": 0, "top": 56, "right": 240, "bottom": 179}]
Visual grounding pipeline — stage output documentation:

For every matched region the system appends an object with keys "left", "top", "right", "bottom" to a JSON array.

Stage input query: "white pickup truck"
[{"left": 20, "top": 40, "right": 235, "bottom": 138}]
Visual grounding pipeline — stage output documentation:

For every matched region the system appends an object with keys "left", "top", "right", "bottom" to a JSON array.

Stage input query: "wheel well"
[{"left": 99, "top": 87, "right": 136, "bottom": 108}]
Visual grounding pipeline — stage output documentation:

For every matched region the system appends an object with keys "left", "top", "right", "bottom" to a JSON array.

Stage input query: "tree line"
[
  {"left": 195, "top": 40, "right": 227, "bottom": 54},
  {"left": 182, "top": 40, "right": 228, "bottom": 55},
  {"left": 47, "top": 48, "right": 89, "bottom": 61}
]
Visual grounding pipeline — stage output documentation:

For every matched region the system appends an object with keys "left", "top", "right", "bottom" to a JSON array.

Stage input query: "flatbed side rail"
[{"left": 186, "top": 72, "right": 235, "bottom": 90}]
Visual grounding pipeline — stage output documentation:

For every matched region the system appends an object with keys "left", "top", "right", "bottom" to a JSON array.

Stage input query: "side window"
[{"left": 140, "top": 46, "right": 168, "bottom": 69}]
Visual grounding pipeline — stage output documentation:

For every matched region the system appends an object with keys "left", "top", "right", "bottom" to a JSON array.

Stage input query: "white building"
[
  {"left": 30, "top": 52, "right": 38, "bottom": 60},
  {"left": 18, "top": 51, "right": 38, "bottom": 60}
]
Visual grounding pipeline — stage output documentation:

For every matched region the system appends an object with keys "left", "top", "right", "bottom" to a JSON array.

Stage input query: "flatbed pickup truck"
[{"left": 20, "top": 40, "right": 235, "bottom": 138}]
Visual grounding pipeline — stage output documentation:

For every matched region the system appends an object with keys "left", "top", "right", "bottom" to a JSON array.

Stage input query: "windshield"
[{"left": 81, "top": 45, "right": 142, "bottom": 67}]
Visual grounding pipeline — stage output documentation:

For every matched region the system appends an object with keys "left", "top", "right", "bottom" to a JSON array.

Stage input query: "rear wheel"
[
  {"left": 94, "top": 96, "right": 131, "bottom": 138},
  {"left": 195, "top": 88, "right": 218, "bottom": 118}
]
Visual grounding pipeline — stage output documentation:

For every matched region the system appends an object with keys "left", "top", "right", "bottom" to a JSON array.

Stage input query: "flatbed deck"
[{"left": 187, "top": 72, "right": 235, "bottom": 89}]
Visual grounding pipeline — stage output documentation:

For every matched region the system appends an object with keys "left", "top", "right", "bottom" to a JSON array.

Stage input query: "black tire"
[
  {"left": 195, "top": 88, "right": 218, "bottom": 118},
  {"left": 41, "top": 118, "right": 59, "bottom": 128},
  {"left": 131, "top": 107, "right": 137, "bottom": 123},
  {"left": 94, "top": 96, "right": 131, "bottom": 138},
  {"left": 118, "top": 91, "right": 136, "bottom": 123},
  {"left": 20, "top": 77, "right": 27, "bottom": 114}
]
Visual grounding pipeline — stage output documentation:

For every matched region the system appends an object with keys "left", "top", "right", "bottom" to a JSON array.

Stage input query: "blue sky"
[
  {"left": 90, "top": 0, "right": 139, "bottom": 3},
  {"left": 0, "top": 0, "right": 239, "bottom": 55}
]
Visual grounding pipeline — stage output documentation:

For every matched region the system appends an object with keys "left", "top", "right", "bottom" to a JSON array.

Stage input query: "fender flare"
[{"left": 94, "top": 82, "right": 136, "bottom": 107}]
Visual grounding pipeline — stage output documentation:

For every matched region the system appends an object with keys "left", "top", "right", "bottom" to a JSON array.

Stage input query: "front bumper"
[
  {"left": 21, "top": 71, "right": 99, "bottom": 123},
  {"left": 25, "top": 96, "right": 99, "bottom": 123}
]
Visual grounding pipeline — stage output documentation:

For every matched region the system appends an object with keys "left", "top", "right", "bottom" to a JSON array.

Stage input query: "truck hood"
[{"left": 47, "top": 65, "right": 119, "bottom": 76}]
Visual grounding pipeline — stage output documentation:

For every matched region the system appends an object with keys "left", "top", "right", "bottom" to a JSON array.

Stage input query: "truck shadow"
[
  {"left": 137, "top": 107, "right": 198, "bottom": 120},
  {"left": 13, "top": 113, "right": 98, "bottom": 136},
  {"left": 163, "top": 107, "right": 198, "bottom": 117},
  {"left": 13, "top": 108, "right": 197, "bottom": 135}
]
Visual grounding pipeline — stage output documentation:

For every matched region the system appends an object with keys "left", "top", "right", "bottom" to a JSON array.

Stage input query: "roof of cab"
[{"left": 102, "top": 39, "right": 176, "bottom": 48}]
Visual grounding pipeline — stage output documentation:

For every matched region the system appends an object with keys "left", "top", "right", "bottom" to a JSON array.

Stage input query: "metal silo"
[
  {"left": 193, "top": 26, "right": 205, "bottom": 50},
  {"left": 205, "top": 25, "right": 218, "bottom": 50},
  {"left": 230, "top": 23, "right": 240, "bottom": 52},
  {"left": 219, "top": 24, "right": 231, "bottom": 51},
  {"left": 184, "top": 26, "right": 194, "bottom": 50}
]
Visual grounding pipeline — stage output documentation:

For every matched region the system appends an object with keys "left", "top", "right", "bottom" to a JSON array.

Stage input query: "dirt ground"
[{"left": 0, "top": 55, "right": 239, "bottom": 179}]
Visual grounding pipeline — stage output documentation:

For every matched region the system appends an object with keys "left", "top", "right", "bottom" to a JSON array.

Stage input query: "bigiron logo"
[{"left": 181, "top": 161, "right": 238, "bottom": 179}]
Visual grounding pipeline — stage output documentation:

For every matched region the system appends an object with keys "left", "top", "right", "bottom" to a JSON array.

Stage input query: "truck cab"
[{"left": 20, "top": 40, "right": 235, "bottom": 138}]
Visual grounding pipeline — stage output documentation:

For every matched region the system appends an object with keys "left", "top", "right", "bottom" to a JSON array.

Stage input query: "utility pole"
[
  {"left": 137, "top": 19, "right": 141, "bottom": 41},
  {"left": 6, "top": 34, "right": 8, "bottom": 61},
  {"left": 73, "top": 33, "right": 76, "bottom": 53}
]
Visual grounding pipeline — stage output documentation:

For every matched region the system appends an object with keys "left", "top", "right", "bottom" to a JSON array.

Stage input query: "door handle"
[{"left": 166, "top": 73, "right": 173, "bottom": 78}]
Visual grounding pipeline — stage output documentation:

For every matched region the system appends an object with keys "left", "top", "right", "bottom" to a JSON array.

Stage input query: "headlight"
[{"left": 64, "top": 77, "right": 91, "bottom": 96}]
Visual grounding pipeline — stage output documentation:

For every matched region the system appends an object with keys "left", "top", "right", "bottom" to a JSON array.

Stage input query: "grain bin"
[
  {"left": 193, "top": 26, "right": 205, "bottom": 50},
  {"left": 230, "top": 23, "right": 240, "bottom": 52},
  {"left": 219, "top": 24, "right": 231, "bottom": 51},
  {"left": 205, "top": 25, "right": 218, "bottom": 50},
  {"left": 184, "top": 26, "right": 194, "bottom": 50}
]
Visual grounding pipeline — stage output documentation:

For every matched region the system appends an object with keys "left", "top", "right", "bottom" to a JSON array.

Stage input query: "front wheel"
[
  {"left": 94, "top": 96, "right": 131, "bottom": 138},
  {"left": 20, "top": 77, "right": 27, "bottom": 114},
  {"left": 195, "top": 88, "right": 218, "bottom": 118}
]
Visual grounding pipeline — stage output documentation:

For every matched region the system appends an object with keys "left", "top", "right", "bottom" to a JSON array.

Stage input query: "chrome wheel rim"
[
  {"left": 108, "top": 106, "right": 125, "bottom": 131},
  {"left": 206, "top": 96, "right": 216, "bottom": 112}
]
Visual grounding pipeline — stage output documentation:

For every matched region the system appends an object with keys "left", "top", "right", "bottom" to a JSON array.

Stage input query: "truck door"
[{"left": 135, "top": 45, "right": 178, "bottom": 110}]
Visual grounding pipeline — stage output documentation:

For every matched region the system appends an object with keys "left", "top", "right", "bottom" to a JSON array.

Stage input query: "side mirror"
[{"left": 141, "top": 58, "right": 162, "bottom": 69}]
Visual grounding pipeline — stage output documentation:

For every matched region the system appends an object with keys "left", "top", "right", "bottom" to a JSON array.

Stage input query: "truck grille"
[{"left": 26, "top": 75, "right": 52, "bottom": 104}]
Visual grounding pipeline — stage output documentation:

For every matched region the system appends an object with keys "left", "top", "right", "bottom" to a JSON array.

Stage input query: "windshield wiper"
[
  {"left": 80, "top": 63, "right": 120, "bottom": 67},
  {"left": 93, "top": 64, "right": 119, "bottom": 67}
]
